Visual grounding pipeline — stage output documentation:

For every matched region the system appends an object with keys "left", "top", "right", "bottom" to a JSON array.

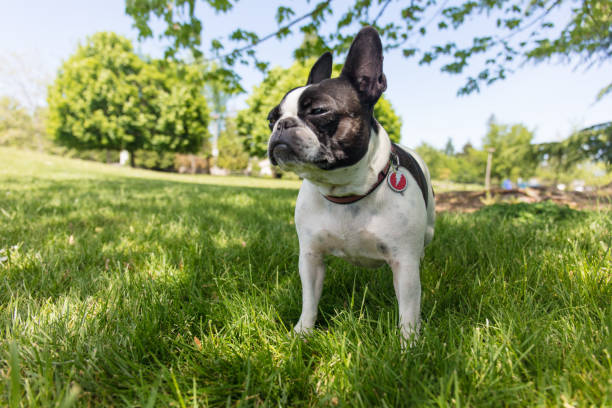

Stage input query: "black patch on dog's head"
[{"left": 267, "top": 27, "right": 386, "bottom": 170}]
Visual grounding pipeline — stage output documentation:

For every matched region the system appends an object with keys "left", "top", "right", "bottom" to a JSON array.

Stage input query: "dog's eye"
[
  {"left": 267, "top": 114, "right": 277, "bottom": 130},
  {"left": 310, "top": 107, "right": 327, "bottom": 115}
]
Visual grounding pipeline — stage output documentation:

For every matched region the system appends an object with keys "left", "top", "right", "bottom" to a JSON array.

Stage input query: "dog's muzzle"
[{"left": 268, "top": 118, "right": 302, "bottom": 165}]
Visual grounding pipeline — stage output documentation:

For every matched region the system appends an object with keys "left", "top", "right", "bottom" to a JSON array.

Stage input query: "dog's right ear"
[{"left": 306, "top": 52, "right": 333, "bottom": 85}]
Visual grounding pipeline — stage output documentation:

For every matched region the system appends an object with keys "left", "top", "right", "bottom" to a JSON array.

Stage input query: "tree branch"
[
  {"left": 499, "top": 0, "right": 562, "bottom": 42},
  {"left": 372, "top": 0, "right": 392, "bottom": 26},
  {"left": 216, "top": 1, "right": 332, "bottom": 61}
]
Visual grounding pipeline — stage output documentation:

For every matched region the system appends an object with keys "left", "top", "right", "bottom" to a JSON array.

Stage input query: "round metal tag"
[{"left": 387, "top": 168, "right": 409, "bottom": 193}]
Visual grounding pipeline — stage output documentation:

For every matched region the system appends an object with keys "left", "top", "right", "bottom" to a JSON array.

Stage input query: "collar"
[{"left": 323, "top": 150, "right": 393, "bottom": 205}]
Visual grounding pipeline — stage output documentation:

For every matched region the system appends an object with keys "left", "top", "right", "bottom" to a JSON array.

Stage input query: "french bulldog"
[{"left": 267, "top": 26, "right": 435, "bottom": 344}]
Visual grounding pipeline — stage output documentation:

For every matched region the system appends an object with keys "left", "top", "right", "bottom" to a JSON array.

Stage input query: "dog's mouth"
[{"left": 269, "top": 141, "right": 297, "bottom": 166}]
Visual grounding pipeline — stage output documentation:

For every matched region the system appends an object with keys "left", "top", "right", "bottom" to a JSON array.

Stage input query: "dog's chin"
[{"left": 270, "top": 143, "right": 297, "bottom": 166}]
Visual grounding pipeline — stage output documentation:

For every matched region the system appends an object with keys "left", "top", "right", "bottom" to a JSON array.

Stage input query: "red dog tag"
[{"left": 387, "top": 168, "right": 408, "bottom": 192}]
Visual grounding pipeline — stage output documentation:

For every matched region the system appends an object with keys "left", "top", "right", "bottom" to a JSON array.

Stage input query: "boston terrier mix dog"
[{"left": 267, "top": 26, "right": 435, "bottom": 343}]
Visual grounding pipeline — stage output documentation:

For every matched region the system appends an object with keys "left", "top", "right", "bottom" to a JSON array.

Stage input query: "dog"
[{"left": 266, "top": 26, "right": 435, "bottom": 343}]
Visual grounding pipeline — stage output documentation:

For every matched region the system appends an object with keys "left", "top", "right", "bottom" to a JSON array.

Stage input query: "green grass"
[{"left": 1, "top": 147, "right": 611, "bottom": 407}]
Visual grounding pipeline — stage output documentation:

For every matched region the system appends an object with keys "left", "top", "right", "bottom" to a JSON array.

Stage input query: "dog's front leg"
[
  {"left": 294, "top": 249, "right": 325, "bottom": 334},
  {"left": 390, "top": 256, "right": 422, "bottom": 345}
]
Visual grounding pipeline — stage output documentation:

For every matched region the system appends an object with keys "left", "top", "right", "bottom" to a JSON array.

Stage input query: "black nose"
[{"left": 277, "top": 117, "right": 298, "bottom": 130}]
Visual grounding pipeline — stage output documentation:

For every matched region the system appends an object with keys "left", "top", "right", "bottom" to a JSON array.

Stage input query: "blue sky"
[{"left": 1, "top": 0, "right": 610, "bottom": 149}]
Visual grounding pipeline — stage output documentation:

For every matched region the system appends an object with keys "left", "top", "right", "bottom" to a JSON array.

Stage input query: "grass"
[{"left": 1, "top": 146, "right": 611, "bottom": 407}]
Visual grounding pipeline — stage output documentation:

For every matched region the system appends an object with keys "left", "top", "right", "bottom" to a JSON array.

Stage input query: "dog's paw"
[
  {"left": 400, "top": 325, "right": 420, "bottom": 351},
  {"left": 293, "top": 324, "right": 313, "bottom": 336},
  {"left": 293, "top": 319, "right": 315, "bottom": 336}
]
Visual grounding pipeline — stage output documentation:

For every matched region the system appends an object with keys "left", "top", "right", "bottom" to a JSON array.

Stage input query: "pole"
[{"left": 485, "top": 147, "right": 495, "bottom": 191}]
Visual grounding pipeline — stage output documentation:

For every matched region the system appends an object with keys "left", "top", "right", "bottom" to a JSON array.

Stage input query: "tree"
[
  {"left": 536, "top": 121, "right": 612, "bottom": 177},
  {"left": 205, "top": 72, "right": 233, "bottom": 158},
  {"left": 0, "top": 53, "right": 51, "bottom": 151},
  {"left": 236, "top": 58, "right": 402, "bottom": 157},
  {"left": 216, "top": 118, "right": 250, "bottom": 171},
  {"left": 47, "top": 32, "right": 210, "bottom": 166},
  {"left": 483, "top": 116, "right": 538, "bottom": 181},
  {"left": 444, "top": 138, "right": 455, "bottom": 156},
  {"left": 416, "top": 141, "right": 487, "bottom": 183},
  {"left": 415, "top": 143, "right": 449, "bottom": 180},
  {"left": 125, "top": 0, "right": 612, "bottom": 97},
  {"left": 572, "top": 122, "right": 612, "bottom": 167},
  {"left": 0, "top": 97, "right": 37, "bottom": 149},
  {"left": 454, "top": 143, "right": 488, "bottom": 184}
]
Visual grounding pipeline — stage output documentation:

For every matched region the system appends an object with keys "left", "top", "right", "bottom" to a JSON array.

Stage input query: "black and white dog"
[{"left": 267, "top": 27, "right": 435, "bottom": 343}]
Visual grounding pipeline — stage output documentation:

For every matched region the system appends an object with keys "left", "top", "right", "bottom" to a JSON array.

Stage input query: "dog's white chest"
[
  {"left": 295, "top": 179, "right": 429, "bottom": 268},
  {"left": 315, "top": 225, "right": 388, "bottom": 268}
]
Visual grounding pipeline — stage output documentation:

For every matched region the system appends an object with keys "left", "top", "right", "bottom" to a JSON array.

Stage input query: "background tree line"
[
  {"left": 123, "top": 0, "right": 612, "bottom": 179},
  {"left": 417, "top": 116, "right": 611, "bottom": 186},
  {"left": 0, "top": 31, "right": 402, "bottom": 175},
  {"left": 1, "top": 0, "right": 610, "bottom": 185}
]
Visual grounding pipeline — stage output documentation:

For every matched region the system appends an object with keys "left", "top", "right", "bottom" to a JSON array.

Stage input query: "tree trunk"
[
  {"left": 130, "top": 150, "right": 135, "bottom": 167},
  {"left": 190, "top": 154, "right": 196, "bottom": 174}
]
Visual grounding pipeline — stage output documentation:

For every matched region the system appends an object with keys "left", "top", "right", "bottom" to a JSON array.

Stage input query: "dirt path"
[{"left": 436, "top": 186, "right": 612, "bottom": 212}]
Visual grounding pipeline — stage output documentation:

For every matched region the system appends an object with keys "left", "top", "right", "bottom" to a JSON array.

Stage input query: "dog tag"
[{"left": 387, "top": 168, "right": 409, "bottom": 193}]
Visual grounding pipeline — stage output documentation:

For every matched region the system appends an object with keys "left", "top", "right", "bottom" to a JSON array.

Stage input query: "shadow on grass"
[
  {"left": 2, "top": 173, "right": 611, "bottom": 405},
  {"left": 1, "top": 177, "right": 298, "bottom": 300}
]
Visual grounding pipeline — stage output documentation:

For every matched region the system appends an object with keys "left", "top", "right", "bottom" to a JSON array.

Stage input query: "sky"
[{"left": 1, "top": 0, "right": 610, "bottom": 150}]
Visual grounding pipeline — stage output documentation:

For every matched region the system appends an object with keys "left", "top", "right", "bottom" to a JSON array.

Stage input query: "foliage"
[
  {"left": 0, "top": 97, "right": 47, "bottom": 150},
  {"left": 443, "top": 137, "right": 455, "bottom": 156},
  {"left": 216, "top": 118, "right": 250, "bottom": 171},
  {"left": 133, "top": 149, "right": 176, "bottom": 170},
  {"left": 373, "top": 97, "right": 402, "bottom": 145},
  {"left": 236, "top": 59, "right": 402, "bottom": 157},
  {"left": 125, "top": 0, "right": 612, "bottom": 96},
  {"left": 416, "top": 142, "right": 487, "bottom": 184},
  {"left": 536, "top": 159, "right": 612, "bottom": 187},
  {"left": 47, "top": 32, "right": 210, "bottom": 165},
  {"left": 573, "top": 122, "right": 612, "bottom": 166},
  {"left": 54, "top": 147, "right": 121, "bottom": 164},
  {"left": 1, "top": 147, "right": 611, "bottom": 406},
  {"left": 534, "top": 121, "right": 612, "bottom": 184},
  {"left": 483, "top": 116, "right": 538, "bottom": 181}
]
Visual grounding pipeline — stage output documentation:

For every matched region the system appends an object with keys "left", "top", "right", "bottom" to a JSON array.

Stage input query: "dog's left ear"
[
  {"left": 341, "top": 26, "right": 387, "bottom": 106},
  {"left": 307, "top": 52, "right": 333, "bottom": 85}
]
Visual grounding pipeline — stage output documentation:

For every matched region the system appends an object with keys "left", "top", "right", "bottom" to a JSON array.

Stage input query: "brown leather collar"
[
  {"left": 323, "top": 158, "right": 391, "bottom": 205},
  {"left": 323, "top": 143, "right": 431, "bottom": 206}
]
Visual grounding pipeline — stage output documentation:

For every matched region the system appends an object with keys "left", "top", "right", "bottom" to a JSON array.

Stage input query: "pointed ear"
[
  {"left": 340, "top": 26, "right": 387, "bottom": 105},
  {"left": 306, "top": 52, "right": 333, "bottom": 85}
]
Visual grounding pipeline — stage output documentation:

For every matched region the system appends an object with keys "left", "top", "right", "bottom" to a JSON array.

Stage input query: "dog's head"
[{"left": 267, "top": 26, "right": 386, "bottom": 175}]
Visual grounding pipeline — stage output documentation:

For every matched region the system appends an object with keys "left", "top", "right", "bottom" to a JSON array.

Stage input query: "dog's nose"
[{"left": 277, "top": 117, "right": 298, "bottom": 130}]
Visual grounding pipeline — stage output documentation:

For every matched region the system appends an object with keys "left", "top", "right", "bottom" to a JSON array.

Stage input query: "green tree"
[
  {"left": 535, "top": 121, "right": 612, "bottom": 183},
  {"left": 573, "top": 122, "right": 612, "bottom": 166},
  {"left": 373, "top": 97, "right": 402, "bottom": 145},
  {"left": 483, "top": 116, "right": 538, "bottom": 181},
  {"left": 454, "top": 144, "right": 488, "bottom": 184},
  {"left": 415, "top": 143, "right": 449, "bottom": 180},
  {"left": 444, "top": 138, "right": 455, "bottom": 156},
  {"left": 236, "top": 58, "right": 402, "bottom": 157},
  {"left": 0, "top": 97, "right": 49, "bottom": 151},
  {"left": 216, "top": 118, "right": 250, "bottom": 171},
  {"left": 125, "top": 0, "right": 612, "bottom": 97},
  {"left": 416, "top": 141, "right": 487, "bottom": 184},
  {"left": 47, "top": 32, "right": 210, "bottom": 166},
  {"left": 0, "top": 97, "right": 35, "bottom": 148}
]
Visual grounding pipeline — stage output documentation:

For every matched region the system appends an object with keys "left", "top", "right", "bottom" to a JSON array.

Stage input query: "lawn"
[{"left": 1, "top": 147, "right": 611, "bottom": 407}]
